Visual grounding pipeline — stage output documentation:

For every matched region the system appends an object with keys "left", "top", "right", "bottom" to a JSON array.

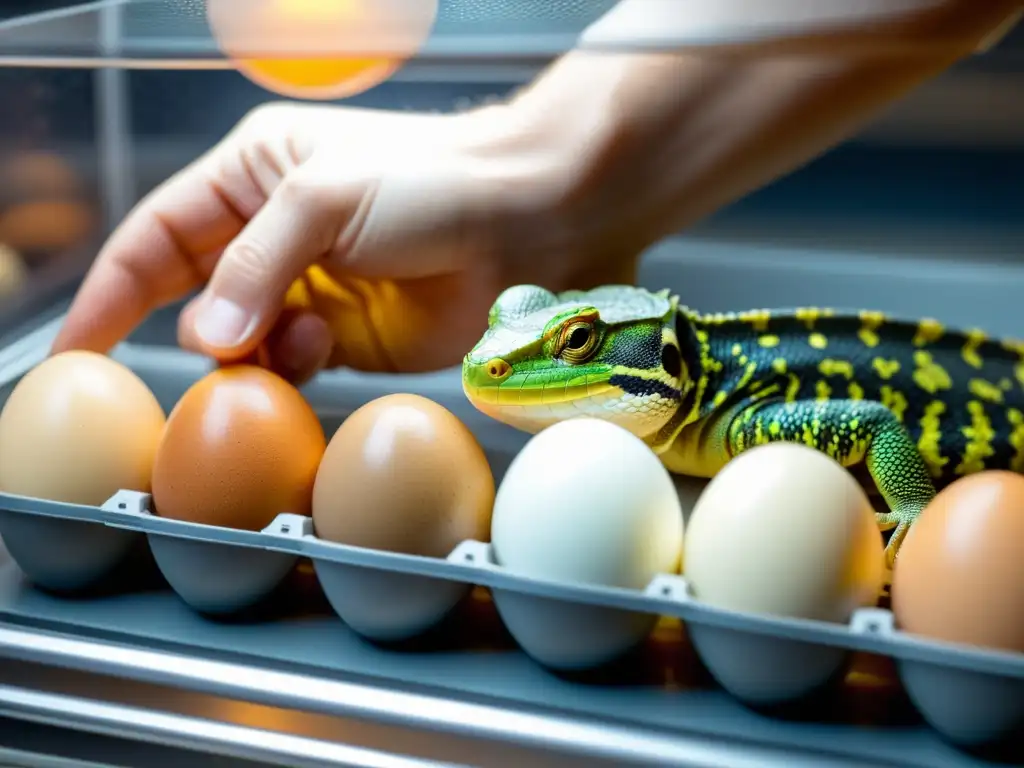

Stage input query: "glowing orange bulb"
[{"left": 206, "top": 0, "right": 438, "bottom": 101}]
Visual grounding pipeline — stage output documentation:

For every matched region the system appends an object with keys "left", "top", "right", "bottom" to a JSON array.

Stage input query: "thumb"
[{"left": 186, "top": 167, "right": 362, "bottom": 358}]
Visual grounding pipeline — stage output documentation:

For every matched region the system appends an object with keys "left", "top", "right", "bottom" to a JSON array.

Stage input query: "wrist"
[
  {"left": 491, "top": 0, "right": 1021, "bottom": 258},
  {"left": 579, "top": 0, "right": 1024, "bottom": 56},
  {"left": 450, "top": 93, "right": 642, "bottom": 291}
]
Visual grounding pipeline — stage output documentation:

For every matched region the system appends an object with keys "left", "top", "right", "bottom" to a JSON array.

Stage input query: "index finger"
[{"left": 50, "top": 155, "right": 250, "bottom": 356}]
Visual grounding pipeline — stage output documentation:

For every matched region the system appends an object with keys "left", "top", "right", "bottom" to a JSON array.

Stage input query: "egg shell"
[
  {"left": 0, "top": 244, "right": 27, "bottom": 297},
  {"left": 489, "top": 418, "right": 683, "bottom": 670},
  {"left": 684, "top": 442, "right": 884, "bottom": 623},
  {"left": 1, "top": 151, "right": 81, "bottom": 198},
  {"left": 151, "top": 365, "right": 325, "bottom": 530},
  {"left": 492, "top": 418, "right": 683, "bottom": 587},
  {"left": 0, "top": 350, "right": 166, "bottom": 505},
  {"left": 312, "top": 392, "right": 494, "bottom": 555},
  {"left": 680, "top": 442, "right": 885, "bottom": 705},
  {"left": 0, "top": 200, "right": 94, "bottom": 254},
  {"left": 311, "top": 393, "right": 494, "bottom": 641},
  {"left": 892, "top": 470, "right": 1024, "bottom": 653}
]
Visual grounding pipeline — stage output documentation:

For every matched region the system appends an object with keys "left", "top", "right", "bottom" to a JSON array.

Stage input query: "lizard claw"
[
  {"left": 883, "top": 526, "right": 905, "bottom": 570},
  {"left": 880, "top": 515, "right": 915, "bottom": 570},
  {"left": 874, "top": 510, "right": 898, "bottom": 533},
  {"left": 875, "top": 506, "right": 922, "bottom": 571}
]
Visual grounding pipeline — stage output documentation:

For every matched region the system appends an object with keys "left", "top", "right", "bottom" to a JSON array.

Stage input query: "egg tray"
[
  {"left": 0, "top": 484, "right": 1021, "bottom": 757},
  {"left": 0, "top": 316, "right": 1022, "bottom": 764}
]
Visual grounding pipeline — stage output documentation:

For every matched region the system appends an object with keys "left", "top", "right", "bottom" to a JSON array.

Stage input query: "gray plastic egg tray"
[{"left": 0, "top": 316, "right": 1022, "bottom": 768}]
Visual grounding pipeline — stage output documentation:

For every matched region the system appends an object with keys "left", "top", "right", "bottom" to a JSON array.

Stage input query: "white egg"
[
  {"left": 684, "top": 441, "right": 884, "bottom": 623},
  {"left": 490, "top": 418, "right": 684, "bottom": 670}
]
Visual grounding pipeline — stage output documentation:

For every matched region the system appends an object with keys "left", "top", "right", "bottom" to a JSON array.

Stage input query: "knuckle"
[
  {"left": 223, "top": 240, "right": 277, "bottom": 286},
  {"left": 274, "top": 172, "right": 318, "bottom": 207}
]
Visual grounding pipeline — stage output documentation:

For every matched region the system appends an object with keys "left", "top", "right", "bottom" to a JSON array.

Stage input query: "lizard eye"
[
  {"left": 557, "top": 321, "right": 599, "bottom": 363},
  {"left": 661, "top": 343, "right": 682, "bottom": 379},
  {"left": 567, "top": 326, "right": 591, "bottom": 350}
]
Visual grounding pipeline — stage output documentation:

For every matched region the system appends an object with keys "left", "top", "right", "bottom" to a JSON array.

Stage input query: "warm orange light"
[{"left": 206, "top": 0, "right": 438, "bottom": 100}]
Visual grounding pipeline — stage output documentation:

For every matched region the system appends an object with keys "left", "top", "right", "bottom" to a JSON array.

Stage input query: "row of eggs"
[
  {"left": 0, "top": 350, "right": 1022, "bottom": 661},
  {"left": 0, "top": 351, "right": 494, "bottom": 563}
]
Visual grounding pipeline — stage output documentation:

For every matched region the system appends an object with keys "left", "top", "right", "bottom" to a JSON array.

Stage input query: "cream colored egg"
[
  {"left": 490, "top": 418, "right": 683, "bottom": 670},
  {"left": 684, "top": 442, "right": 884, "bottom": 623},
  {"left": 0, "top": 352, "right": 166, "bottom": 594},
  {"left": 0, "top": 244, "right": 27, "bottom": 297},
  {"left": 0, "top": 351, "right": 167, "bottom": 506}
]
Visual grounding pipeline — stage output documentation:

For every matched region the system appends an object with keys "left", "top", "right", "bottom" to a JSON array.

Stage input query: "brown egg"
[
  {"left": 0, "top": 351, "right": 166, "bottom": 505},
  {"left": 312, "top": 393, "right": 494, "bottom": 557},
  {"left": 892, "top": 470, "right": 1024, "bottom": 653},
  {"left": 1, "top": 151, "right": 81, "bottom": 198},
  {"left": 0, "top": 200, "right": 95, "bottom": 254},
  {"left": 151, "top": 366, "right": 326, "bottom": 530}
]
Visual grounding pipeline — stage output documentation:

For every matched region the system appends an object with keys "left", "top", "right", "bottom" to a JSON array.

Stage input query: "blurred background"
[{"left": 0, "top": 0, "right": 1020, "bottom": 340}]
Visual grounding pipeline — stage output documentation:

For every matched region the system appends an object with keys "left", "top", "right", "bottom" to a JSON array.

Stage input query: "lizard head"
[{"left": 462, "top": 284, "right": 693, "bottom": 441}]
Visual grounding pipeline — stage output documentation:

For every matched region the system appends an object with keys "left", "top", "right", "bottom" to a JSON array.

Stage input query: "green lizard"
[{"left": 461, "top": 284, "right": 1024, "bottom": 568}]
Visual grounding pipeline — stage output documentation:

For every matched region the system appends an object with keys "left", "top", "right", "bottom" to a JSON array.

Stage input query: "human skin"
[{"left": 51, "top": 0, "right": 1021, "bottom": 381}]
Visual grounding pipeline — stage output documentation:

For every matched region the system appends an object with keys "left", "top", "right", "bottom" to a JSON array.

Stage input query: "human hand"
[{"left": 51, "top": 100, "right": 634, "bottom": 382}]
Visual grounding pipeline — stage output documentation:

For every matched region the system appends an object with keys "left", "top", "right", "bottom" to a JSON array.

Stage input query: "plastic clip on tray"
[{"left": 0, "top": 317, "right": 1022, "bottom": 766}]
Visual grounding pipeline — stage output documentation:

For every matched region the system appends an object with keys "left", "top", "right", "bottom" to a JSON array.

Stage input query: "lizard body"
[{"left": 461, "top": 284, "right": 1024, "bottom": 567}]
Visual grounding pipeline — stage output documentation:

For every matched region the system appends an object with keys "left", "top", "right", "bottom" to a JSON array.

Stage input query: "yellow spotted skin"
[
  {"left": 664, "top": 307, "right": 1024, "bottom": 567},
  {"left": 463, "top": 285, "right": 1024, "bottom": 572}
]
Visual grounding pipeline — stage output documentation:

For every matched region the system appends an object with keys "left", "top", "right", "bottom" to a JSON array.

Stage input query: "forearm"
[{"left": 507, "top": 0, "right": 1022, "bottom": 257}]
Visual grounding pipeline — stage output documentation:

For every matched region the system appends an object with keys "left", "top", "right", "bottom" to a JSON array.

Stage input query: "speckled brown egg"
[
  {"left": 892, "top": 470, "right": 1024, "bottom": 653},
  {"left": 151, "top": 366, "right": 326, "bottom": 530},
  {"left": 312, "top": 393, "right": 494, "bottom": 558}
]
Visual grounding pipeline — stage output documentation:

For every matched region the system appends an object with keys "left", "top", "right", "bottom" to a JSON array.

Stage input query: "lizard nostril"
[{"left": 485, "top": 358, "right": 511, "bottom": 380}]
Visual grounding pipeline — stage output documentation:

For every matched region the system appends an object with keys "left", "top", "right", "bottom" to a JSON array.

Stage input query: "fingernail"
[{"left": 195, "top": 296, "right": 256, "bottom": 349}]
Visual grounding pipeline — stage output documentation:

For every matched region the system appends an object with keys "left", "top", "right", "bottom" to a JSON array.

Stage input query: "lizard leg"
[{"left": 724, "top": 399, "right": 937, "bottom": 568}]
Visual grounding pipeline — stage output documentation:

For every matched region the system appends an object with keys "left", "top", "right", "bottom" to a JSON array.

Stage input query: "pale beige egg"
[
  {"left": 684, "top": 442, "right": 885, "bottom": 623},
  {"left": 0, "top": 351, "right": 166, "bottom": 506},
  {"left": 0, "top": 243, "right": 28, "bottom": 297}
]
